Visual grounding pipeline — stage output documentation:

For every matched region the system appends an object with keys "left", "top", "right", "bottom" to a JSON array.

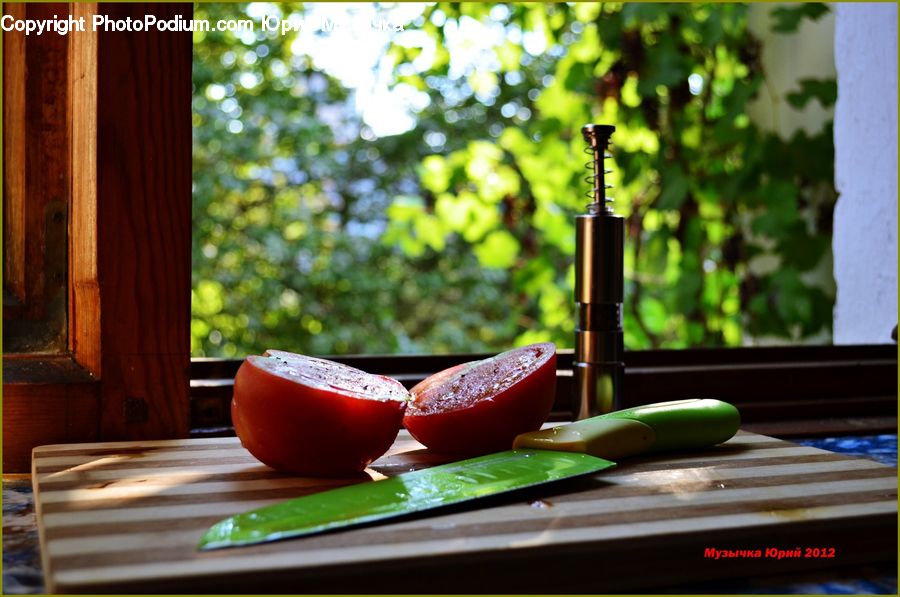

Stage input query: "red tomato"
[
  {"left": 231, "top": 350, "right": 408, "bottom": 476},
  {"left": 403, "top": 343, "right": 557, "bottom": 456}
]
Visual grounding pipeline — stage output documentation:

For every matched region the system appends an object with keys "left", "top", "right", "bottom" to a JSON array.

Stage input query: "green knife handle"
[{"left": 512, "top": 399, "right": 740, "bottom": 461}]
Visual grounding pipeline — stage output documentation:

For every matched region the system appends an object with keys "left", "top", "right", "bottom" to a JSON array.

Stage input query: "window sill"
[
  {"left": 2, "top": 355, "right": 96, "bottom": 385},
  {"left": 2, "top": 356, "right": 100, "bottom": 471},
  {"left": 189, "top": 344, "right": 898, "bottom": 438}
]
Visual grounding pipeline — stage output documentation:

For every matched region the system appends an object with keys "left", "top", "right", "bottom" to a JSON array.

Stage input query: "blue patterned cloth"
[
  {"left": 2, "top": 480, "right": 43, "bottom": 595},
  {"left": 792, "top": 434, "right": 898, "bottom": 467}
]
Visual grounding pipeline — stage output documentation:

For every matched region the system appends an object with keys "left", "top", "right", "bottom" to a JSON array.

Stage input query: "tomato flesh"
[
  {"left": 231, "top": 351, "right": 407, "bottom": 476},
  {"left": 403, "top": 343, "right": 557, "bottom": 456}
]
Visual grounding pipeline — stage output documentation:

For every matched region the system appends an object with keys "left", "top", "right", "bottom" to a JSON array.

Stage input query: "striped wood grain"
[{"left": 32, "top": 431, "right": 897, "bottom": 593}]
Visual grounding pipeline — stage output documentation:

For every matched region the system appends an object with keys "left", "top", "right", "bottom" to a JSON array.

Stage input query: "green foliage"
[
  {"left": 770, "top": 4, "right": 829, "bottom": 33},
  {"left": 786, "top": 79, "right": 837, "bottom": 109},
  {"left": 379, "top": 3, "right": 836, "bottom": 349},
  {"left": 192, "top": 3, "right": 522, "bottom": 356},
  {"left": 192, "top": 2, "right": 837, "bottom": 357}
]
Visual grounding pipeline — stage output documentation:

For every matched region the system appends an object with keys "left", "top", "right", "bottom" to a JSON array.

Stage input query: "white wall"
[
  {"left": 747, "top": 4, "right": 836, "bottom": 138},
  {"left": 833, "top": 3, "right": 898, "bottom": 344}
]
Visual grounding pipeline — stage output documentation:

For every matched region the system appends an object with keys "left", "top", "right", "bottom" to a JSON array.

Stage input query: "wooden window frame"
[
  {"left": 2, "top": 2, "right": 70, "bottom": 354},
  {"left": 2, "top": 2, "right": 193, "bottom": 472}
]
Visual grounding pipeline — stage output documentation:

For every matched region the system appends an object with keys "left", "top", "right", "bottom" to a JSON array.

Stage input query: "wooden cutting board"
[{"left": 32, "top": 430, "right": 897, "bottom": 594}]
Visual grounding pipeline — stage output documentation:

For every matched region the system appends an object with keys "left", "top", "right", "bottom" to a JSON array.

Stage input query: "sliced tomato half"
[
  {"left": 403, "top": 343, "right": 557, "bottom": 456},
  {"left": 231, "top": 350, "right": 408, "bottom": 476}
]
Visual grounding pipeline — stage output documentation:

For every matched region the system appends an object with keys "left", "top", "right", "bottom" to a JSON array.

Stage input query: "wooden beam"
[
  {"left": 95, "top": 3, "right": 192, "bottom": 441},
  {"left": 69, "top": 2, "right": 101, "bottom": 376},
  {"left": 2, "top": 2, "right": 27, "bottom": 304}
]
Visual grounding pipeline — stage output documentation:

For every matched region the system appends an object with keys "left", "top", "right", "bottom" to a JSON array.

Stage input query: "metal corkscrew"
[{"left": 574, "top": 124, "right": 624, "bottom": 418}]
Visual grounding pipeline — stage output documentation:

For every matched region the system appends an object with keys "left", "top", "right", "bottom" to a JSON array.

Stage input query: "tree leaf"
[
  {"left": 786, "top": 78, "right": 837, "bottom": 109},
  {"left": 770, "top": 4, "right": 829, "bottom": 33},
  {"left": 638, "top": 296, "right": 668, "bottom": 335},
  {"left": 474, "top": 230, "right": 520, "bottom": 269},
  {"left": 638, "top": 36, "right": 691, "bottom": 96},
  {"left": 778, "top": 224, "right": 828, "bottom": 271},
  {"left": 414, "top": 213, "right": 446, "bottom": 252},
  {"left": 420, "top": 156, "right": 452, "bottom": 193},
  {"left": 656, "top": 164, "right": 690, "bottom": 210}
]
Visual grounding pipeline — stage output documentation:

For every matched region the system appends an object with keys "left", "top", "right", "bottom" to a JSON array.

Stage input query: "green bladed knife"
[{"left": 199, "top": 398, "right": 739, "bottom": 550}]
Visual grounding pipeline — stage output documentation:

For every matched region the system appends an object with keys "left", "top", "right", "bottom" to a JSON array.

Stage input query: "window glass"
[
  {"left": 191, "top": 3, "right": 837, "bottom": 357},
  {"left": 3, "top": 5, "right": 70, "bottom": 354}
]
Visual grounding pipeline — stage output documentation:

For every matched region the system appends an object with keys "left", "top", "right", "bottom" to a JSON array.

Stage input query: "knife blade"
[{"left": 199, "top": 398, "right": 739, "bottom": 550}]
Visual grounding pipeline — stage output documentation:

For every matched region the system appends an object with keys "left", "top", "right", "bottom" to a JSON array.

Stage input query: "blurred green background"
[{"left": 191, "top": 2, "right": 837, "bottom": 357}]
